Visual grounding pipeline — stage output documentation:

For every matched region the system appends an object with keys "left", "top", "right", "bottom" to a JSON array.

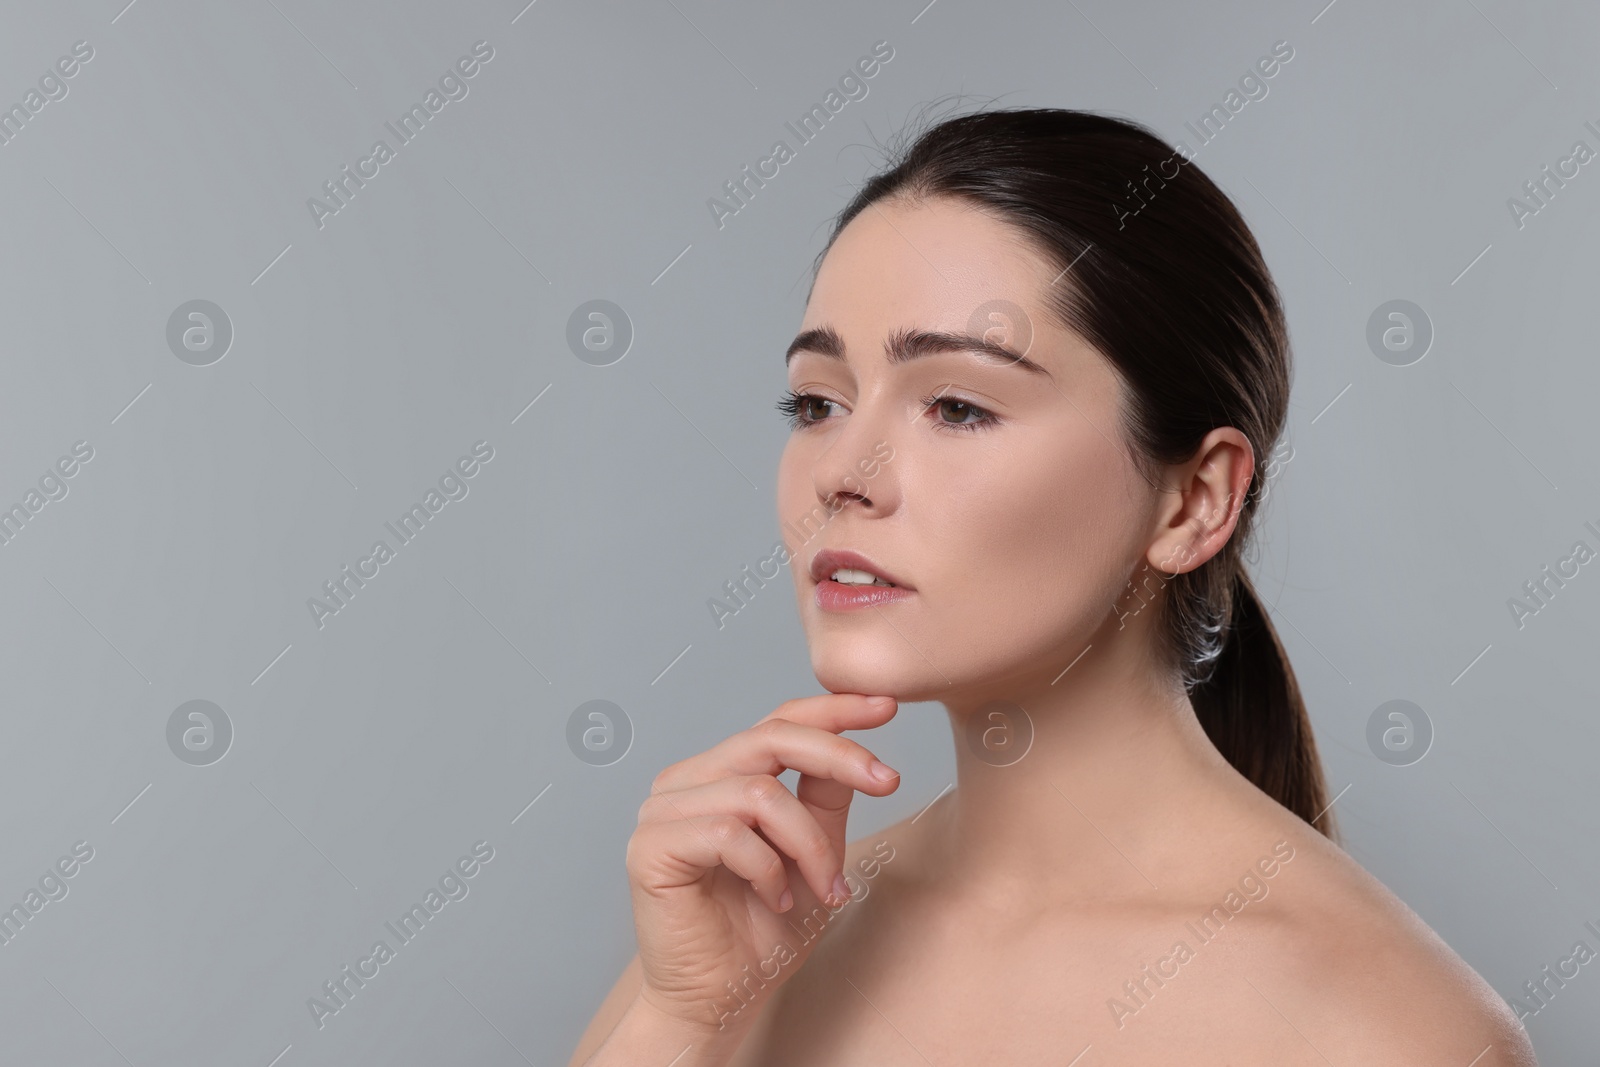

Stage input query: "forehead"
[{"left": 802, "top": 196, "right": 1059, "bottom": 335}]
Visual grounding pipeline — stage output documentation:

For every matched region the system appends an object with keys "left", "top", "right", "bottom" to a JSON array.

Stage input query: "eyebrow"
[{"left": 784, "top": 324, "right": 1051, "bottom": 377}]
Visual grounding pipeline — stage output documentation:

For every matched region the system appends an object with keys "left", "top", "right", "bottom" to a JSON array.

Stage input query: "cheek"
[
  {"left": 775, "top": 440, "right": 811, "bottom": 536},
  {"left": 919, "top": 432, "right": 1138, "bottom": 618},
  {"left": 775, "top": 440, "right": 836, "bottom": 573}
]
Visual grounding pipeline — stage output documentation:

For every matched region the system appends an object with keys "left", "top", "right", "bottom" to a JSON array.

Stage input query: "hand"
[{"left": 624, "top": 693, "right": 901, "bottom": 1035}]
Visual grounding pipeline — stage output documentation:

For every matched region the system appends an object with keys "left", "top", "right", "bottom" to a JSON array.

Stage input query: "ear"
[{"left": 1146, "top": 427, "right": 1255, "bottom": 577}]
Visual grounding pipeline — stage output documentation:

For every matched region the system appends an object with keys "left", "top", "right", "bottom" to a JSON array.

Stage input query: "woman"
[{"left": 569, "top": 106, "right": 1537, "bottom": 1065}]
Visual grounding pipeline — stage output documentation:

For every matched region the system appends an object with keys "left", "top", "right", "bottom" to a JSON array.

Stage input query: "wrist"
[
  {"left": 580, "top": 990, "right": 748, "bottom": 1067},
  {"left": 633, "top": 985, "right": 750, "bottom": 1043}
]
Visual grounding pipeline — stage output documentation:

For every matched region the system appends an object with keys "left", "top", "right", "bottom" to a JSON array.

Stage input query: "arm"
[
  {"left": 567, "top": 953, "right": 760, "bottom": 1067},
  {"left": 566, "top": 954, "right": 643, "bottom": 1067}
]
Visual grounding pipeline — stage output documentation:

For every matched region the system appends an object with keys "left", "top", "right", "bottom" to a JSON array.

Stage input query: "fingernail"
[
  {"left": 831, "top": 874, "right": 851, "bottom": 905},
  {"left": 868, "top": 696, "right": 896, "bottom": 710},
  {"left": 869, "top": 760, "right": 899, "bottom": 783},
  {"left": 778, "top": 887, "right": 793, "bottom": 911}
]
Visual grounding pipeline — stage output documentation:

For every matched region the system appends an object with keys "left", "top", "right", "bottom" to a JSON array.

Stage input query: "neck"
[{"left": 916, "top": 613, "right": 1262, "bottom": 909}]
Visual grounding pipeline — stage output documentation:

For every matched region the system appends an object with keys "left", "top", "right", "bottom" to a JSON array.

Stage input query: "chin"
[
  {"left": 810, "top": 647, "right": 938, "bottom": 702},
  {"left": 811, "top": 647, "right": 898, "bottom": 696}
]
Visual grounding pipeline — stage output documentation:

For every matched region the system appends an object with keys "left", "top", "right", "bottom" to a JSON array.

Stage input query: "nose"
[{"left": 811, "top": 403, "right": 897, "bottom": 515}]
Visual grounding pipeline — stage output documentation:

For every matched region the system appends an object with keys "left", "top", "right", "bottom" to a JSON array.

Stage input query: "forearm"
[{"left": 578, "top": 995, "right": 747, "bottom": 1067}]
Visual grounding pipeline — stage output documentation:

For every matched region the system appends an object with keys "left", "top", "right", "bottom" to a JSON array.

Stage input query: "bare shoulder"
[{"left": 1245, "top": 824, "right": 1538, "bottom": 1066}]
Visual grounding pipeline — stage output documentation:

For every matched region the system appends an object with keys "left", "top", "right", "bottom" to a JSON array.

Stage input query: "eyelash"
[{"left": 775, "top": 390, "right": 1000, "bottom": 435}]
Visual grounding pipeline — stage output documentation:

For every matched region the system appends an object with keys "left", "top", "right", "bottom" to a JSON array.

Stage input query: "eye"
[
  {"left": 776, "top": 390, "right": 840, "bottom": 430},
  {"left": 776, "top": 389, "right": 1002, "bottom": 434},
  {"left": 921, "top": 392, "right": 1000, "bottom": 434}
]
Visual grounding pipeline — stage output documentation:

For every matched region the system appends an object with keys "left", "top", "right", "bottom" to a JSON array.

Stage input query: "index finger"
[
  {"left": 757, "top": 692, "right": 899, "bottom": 733},
  {"left": 762, "top": 695, "right": 899, "bottom": 864}
]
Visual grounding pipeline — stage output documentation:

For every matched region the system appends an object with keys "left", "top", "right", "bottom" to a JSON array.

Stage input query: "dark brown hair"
[{"left": 811, "top": 102, "right": 1337, "bottom": 840}]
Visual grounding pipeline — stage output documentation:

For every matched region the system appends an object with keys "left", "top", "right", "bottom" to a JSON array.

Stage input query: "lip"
[
  {"left": 808, "top": 548, "right": 913, "bottom": 590},
  {"left": 809, "top": 548, "right": 917, "bottom": 613},
  {"left": 814, "top": 580, "right": 915, "bottom": 612}
]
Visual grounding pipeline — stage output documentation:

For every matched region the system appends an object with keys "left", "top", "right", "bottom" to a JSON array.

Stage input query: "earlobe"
[
  {"left": 1169, "top": 539, "right": 1201, "bottom": 571},
  {"left": 1149, "top": 534, "right": 1199, "bottom": 577}
]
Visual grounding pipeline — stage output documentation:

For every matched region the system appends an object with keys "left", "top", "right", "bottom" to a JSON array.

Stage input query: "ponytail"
[{"left": 1188, "top": 564, "right": 1338, "bottom": 841}]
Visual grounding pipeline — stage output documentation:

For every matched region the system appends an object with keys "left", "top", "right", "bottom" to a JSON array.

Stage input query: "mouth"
[
  {"left": 808, "top": 548, "right": 915, "bottom": 612},
  {"left": 808, "top": 548, "right": 911, "bottom": 590}
]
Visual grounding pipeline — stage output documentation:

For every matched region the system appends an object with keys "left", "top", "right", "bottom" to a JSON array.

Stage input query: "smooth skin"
[{"left": 570, "top": 196, "right": 1538, "bottom": 1066}]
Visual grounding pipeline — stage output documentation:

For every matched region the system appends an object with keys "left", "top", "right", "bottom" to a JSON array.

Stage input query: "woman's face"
[{"left": 777, "top": 195, "right": 1163, "bottom": 706}]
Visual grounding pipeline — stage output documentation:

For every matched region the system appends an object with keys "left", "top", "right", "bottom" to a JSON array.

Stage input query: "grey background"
[{"left": 0, "top": 0, "right": 1595, "bottom": 1063}]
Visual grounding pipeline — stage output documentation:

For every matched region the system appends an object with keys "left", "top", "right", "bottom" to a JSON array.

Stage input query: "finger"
[
  {"left": 795, "top": 770, "right": 868, "bottom": 855},
  {"left": 653, "top": 716, "right": 900, "bottom": 797},
  {"left": 756, "top": 692, "right": 899, "bottom": 732},
  {"left": 761, "top": 695, "right": 901, "bottom": 851},
  {"left": 627, "top": 813, "right": 792, "bottom": 913},
  {"left": 737, "top": 719, "right": 898, "bottom": 851},
  {"left": 639, "top": 775, "right": 845, "bottom": 906}
]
